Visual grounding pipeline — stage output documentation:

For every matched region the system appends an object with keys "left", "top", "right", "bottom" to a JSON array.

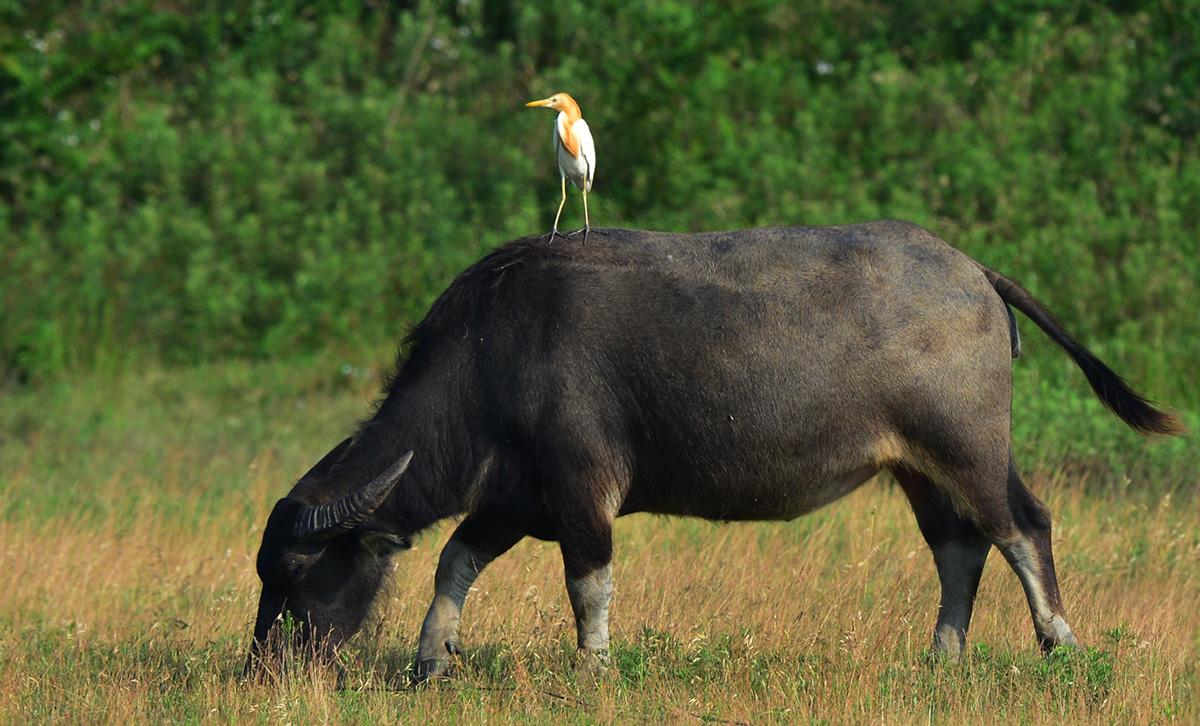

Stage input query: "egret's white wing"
[
  {"left": 574, "top": 118, "right": 596, "bottom": 191},
  {"left": 553, "top": 114, "right": 593, "bottom": 191},
  {"left": 552, "top": 115, "right": 565, "bottom": 158}
]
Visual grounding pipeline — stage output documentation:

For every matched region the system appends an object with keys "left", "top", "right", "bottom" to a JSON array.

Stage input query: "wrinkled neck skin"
[{"left": 288, "top": 352, "right": 476, "bottom": 539}]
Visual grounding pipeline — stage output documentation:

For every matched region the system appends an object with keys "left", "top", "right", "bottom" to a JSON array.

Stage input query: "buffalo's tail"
[{"left": 977, "top": 263, "right": 1185, "bottom": 436}]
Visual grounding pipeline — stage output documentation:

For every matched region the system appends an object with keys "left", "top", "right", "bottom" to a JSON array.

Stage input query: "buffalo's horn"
[{"left": 292, "top": 451, "right": 414, "bottom": 543}]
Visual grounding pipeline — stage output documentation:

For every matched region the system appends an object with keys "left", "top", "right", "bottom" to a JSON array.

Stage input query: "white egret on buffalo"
[{"left": 525, "top": 92, "right": 599, "bottom": 240}]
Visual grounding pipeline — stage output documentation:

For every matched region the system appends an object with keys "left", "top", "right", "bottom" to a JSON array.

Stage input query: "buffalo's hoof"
[
  {"left": 1037, "top": 615, "right": 1080, "bottom": 654},
  {"left": 413, "top": 658, "right": 453, "bottom": 683},
  {"left": 573, "top": 649, "right": 612, "bottom": 683},
  {"left": 413, "top": 640, "right": 463, "bottom": 684},
  {"left": 1039, "top": 634, "right": 1081, "bottom": 655}
]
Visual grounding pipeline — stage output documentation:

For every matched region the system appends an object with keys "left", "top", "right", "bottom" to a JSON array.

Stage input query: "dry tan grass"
[
  {"left": 1, "top": 464, "right": 1195, "bottom": 724},
  {"left": 1, "top": 356, "right": 1195, "bottom": 723}
]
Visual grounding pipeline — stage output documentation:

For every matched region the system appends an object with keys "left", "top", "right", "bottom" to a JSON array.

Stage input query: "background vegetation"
[
  {"left": 1, "top": 2, "right": 1197, "bottom": 722},
  {"left": 3, "top": 0, "right": 1196, "bottom": 483}
]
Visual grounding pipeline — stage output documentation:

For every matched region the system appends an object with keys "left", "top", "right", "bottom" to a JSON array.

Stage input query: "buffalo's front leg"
[
  {"left": 545, "top": 435, "right": 625, "bottom": 674},
  {"left": 415, "top": 519, "right": 522, "bottom": 681},
  {"left": 560, "top": 529, "right": 614, "bottom": 674},
  {"left": 567, "top": 562, "right": 613, "bottom": 654}
]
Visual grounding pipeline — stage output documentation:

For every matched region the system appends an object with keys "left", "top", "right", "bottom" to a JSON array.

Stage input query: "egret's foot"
[
  {"left": 546, "top": 229, "right": 568, "bottom": 243},
  {"left": 412, "top": 640, "right": 463, "bottom": 684},
  {"left": 567, "top": 227, "right": 608, "bottom": 243}
]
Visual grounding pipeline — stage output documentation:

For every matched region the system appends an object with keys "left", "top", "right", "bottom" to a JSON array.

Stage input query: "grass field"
[{"left": 1, "top": 349, "right": 1195, "bottom": 724}]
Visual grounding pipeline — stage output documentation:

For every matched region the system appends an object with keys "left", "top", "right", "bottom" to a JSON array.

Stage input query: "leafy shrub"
[{"left": 1, "top": 2, "right": 1196, "bottom": 457}]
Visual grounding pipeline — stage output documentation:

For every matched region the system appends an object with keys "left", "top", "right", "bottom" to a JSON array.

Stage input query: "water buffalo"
[{"left": 246, "top": 221, "right": 1181, "bottom": 679}]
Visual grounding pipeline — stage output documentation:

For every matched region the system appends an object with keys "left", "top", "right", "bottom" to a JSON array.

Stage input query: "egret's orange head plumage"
[
  {"left": 525, "top": 92, "right": 582, "bottom": 119},
  {"left": 525, "top": 92, "right": 584, "bottom": 158}
]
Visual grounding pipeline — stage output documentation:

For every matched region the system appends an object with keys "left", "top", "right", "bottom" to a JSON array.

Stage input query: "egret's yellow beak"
[{"left": 525, "top": 97, "right": 554, "bottom": 108}]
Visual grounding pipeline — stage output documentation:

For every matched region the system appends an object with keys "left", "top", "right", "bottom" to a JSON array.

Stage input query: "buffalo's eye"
[
  {"left": 280, "top": 552, "right": 319, "bottom": 583},
  {"left": 358, "top": 531, "right": 412, "bottom": 556}
]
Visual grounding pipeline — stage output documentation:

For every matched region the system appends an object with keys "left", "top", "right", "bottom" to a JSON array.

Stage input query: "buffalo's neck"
[
  {"left": 346, "top": 359, "right": 477, "bottom": 536},
  {"left": 286, "top": 342, "right": 479, "bottom": 536}
]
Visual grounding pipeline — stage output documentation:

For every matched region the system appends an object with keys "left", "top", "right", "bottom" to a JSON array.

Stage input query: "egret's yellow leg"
[
  {"left": 578, "top": 182, "right": 605, "bottom": 240},
  {"left": 552, "top": 177, "right": 567, "bottom": 236}
]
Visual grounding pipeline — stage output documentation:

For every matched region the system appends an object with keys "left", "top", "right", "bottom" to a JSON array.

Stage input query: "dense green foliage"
[{"left": 2, "top": 2, "right": 1196, "bottom": 473}]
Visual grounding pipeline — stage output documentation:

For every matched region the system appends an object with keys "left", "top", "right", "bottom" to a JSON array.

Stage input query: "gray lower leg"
[
  {"left": 930, "top": 539, "right": 990, "bottom": 655},
  {"left": 998, "top": 536, "right": 1079, "bottom": 651},
  {"left": 566, "top": 562, "right": 613, "bottom": 655},
  {"left": 997, "top": 466, "right": 1079, "bottom": 652},
  {"left": 416, "top": 537, "right": 495, "bottom": 671},
  {"left": 894, "top": 468, "right": 990, "bottom": 657}
]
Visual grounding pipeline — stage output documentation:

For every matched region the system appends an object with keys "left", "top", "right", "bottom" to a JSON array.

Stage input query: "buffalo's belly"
[{"left": 621, "top": 463, "right": 880, "bottom": 522}]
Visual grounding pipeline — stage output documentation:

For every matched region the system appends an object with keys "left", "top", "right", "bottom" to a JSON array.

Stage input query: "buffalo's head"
[{"left": 244, "top": 443, "right": 414, "bottom": 677}]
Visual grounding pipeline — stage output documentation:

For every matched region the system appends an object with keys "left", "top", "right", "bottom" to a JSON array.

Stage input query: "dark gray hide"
[{"left": 246, "top": 221, "right": 1181, "bottom": 679}]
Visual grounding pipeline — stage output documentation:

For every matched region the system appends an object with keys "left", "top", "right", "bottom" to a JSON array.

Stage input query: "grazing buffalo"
[{"left": 246, "top": 221, "right": 1181, "bottom": 679}]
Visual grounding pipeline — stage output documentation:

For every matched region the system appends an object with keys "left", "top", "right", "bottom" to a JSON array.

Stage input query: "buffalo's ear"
[{"left": 359, "top": 531, "right": 413, "bottom": 556}]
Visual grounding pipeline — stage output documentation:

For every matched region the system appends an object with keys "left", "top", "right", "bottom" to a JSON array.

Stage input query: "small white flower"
[
  {"left": 815, "top": 60, "right": 834, "bottom": 76},
  {"left": 89, "top": 118, "right": 101, "bottom": 131}
]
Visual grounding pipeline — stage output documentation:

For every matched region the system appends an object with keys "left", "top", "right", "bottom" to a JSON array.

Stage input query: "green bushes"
[{"left": 2, "top": 2, "right": 1197, "bottom": 415}]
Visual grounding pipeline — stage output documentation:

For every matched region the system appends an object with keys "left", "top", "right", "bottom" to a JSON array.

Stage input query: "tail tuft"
[
  {"left": 978, "top": 264, "right": 1185, "bottom": 437},
  {"left": 1069, "top": 346, "right": 1187, "bottom": 436}
]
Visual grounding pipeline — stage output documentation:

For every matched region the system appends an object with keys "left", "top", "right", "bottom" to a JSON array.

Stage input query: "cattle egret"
[{"left": 525, "top": 92, "right": 600, "bottom": 240}]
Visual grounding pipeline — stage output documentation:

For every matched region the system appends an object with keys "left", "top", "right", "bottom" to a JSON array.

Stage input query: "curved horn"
[{"left": 292, "top": 451, "right": 414, "bottom": 543}]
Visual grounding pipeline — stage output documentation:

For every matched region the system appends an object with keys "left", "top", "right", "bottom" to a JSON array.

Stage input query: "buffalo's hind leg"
[
  {"left": 907, "top": 454, "right": 1080, "bottom": 654},
  {"left": 414, "top": 518, "right": 523, "bottom": 681},
  {"left": 894, "top": 467, "right": 992, "bottom": 657},
  {"left": 994, "top": 460, "right": 1080, "bottom": 652}
]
